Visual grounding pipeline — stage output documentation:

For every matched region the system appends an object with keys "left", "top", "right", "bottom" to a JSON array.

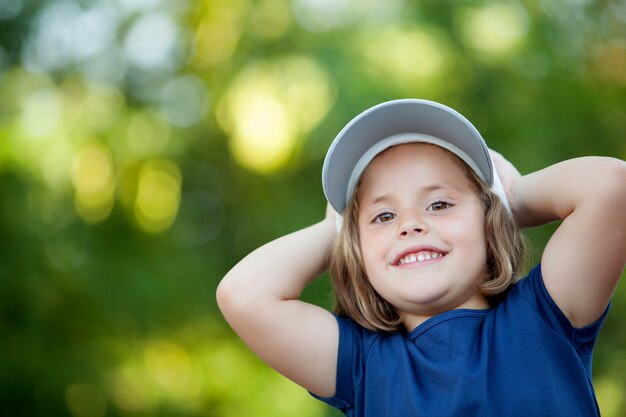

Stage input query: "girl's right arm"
[{"left": 216, "top": 213, "right": 339, "bottom": 398}]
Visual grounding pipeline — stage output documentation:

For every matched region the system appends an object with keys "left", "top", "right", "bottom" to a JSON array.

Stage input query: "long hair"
[{"left": 329, "top": 147, "right": 528, "bottom": 332}]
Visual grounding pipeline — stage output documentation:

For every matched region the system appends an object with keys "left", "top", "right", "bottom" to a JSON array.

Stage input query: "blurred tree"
[{"left": 0, "top": 0, "right": 624, "bottom": 416}]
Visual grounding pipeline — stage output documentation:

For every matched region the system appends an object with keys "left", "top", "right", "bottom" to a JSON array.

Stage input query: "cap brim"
[{"left": 322, "top": 99, "right": 493, "bottom": 214}]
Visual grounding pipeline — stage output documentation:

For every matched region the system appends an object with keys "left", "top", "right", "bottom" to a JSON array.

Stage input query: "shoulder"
[
  {"left": 315, "top": 315, "right": 400, "bottom": 410},
  {"left": 500, "top": 264, "right": 568, "bottom": 325},
  {"left": 335, "top": 314, "right": 391, "bottom": 355},
  {"left": 497, "top": 264, "right": 609, "bottom": 344}
]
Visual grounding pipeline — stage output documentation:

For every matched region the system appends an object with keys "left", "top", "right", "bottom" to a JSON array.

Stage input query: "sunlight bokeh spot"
[
  {"left": 73, "top": 146, "right": 113, "bottom": 195},
  {"left": 198, "top": 340, "right": 326, "bottom": 416},
  {"left": 134, "top": 159, "right": 181, "bottom": 233},
  {"left": 194, "top": 19, "right": 241, "bottom": 67},
  {"left": 192, "top": 0, "right": 248, "bottom": 67},
  {"left": 65, "top": 383, "right": 107, "bottom": 417},
  {"left": 61, "top": 6, "right": 117, "bottom": 60},
  {"left": 203, "top": 0, "right": 249, "bottom": 21},
  {"left": 265, "top": 372, "right": 327, "bottom": 417},
  {"left": 281, "top": 58, "right": 336, "bottom": 132},
  {"left": 230, "top": 89, "right": 293, "bottom": 173},
  {"left": 119, "top": 0, "right": 160, "bottom": 14},
  {"left": 458, "top": 3, "right": 528, "bottom": 56},
  {"left": 124, "top": 12, "right": 178, "bottom": 70},
  {"left": 80, "top": 86, "right": 125, "bottom": 133},
  {"left": 159, "top": 75, "right": 210, "bottom": 127},
  {"left": 144, "top": 341, "right": 202, "bottom": 400},
  {"left": 80, "top": 45, "right": 127, "bottom": 85},
  {"left": 292, "top": 0, "right": 355, "bottom": 32},
  {"left": 123, "top": 111, "right": 171, "bottom": 159},
  {"left": 292, "top": 0, "right": 405, "bottom": 32},
  {"left": 20, "top": 88, "right": 62, "bottom": 138},
  {"left": 40, "top": 135, "right": 74, "bottom": 190},
  {"left": 21, "top": 1, "right": 117, "bottom": 72},
  {"left": 219, "top": 56, "right": 335, "bottom": 173},
  {"left": 361, "top": 26, "right": 450, "bottom": 87},
  {"left": 249, "top": 0, "right": 291, "bottom": 39},
  {"left": 201, "top": 341, "right": 262, "bottom": 397},
  {"left": 72, "top": 144, "right": 115, "bottom": 224},
  {"left": 112, "top": 365, "right": 155, "bottom": 412}
]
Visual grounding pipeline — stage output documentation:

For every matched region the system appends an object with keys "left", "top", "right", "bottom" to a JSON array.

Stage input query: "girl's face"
[{"left": 357, "top": 143, "right": 489, "bottom": 331}]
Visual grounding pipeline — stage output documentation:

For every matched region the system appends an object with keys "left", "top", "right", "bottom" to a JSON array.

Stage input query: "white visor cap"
[{"left": 322, "top": 99, "right": 509, "bottom": 215}]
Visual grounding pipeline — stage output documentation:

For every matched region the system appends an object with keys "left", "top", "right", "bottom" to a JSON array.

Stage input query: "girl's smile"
[{"left": 392, "top": 246, "right": 448, "bottom": 267}]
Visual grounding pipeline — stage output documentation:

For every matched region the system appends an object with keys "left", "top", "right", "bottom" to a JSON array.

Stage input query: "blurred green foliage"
[{"left": 0, "top": 0, "right": 624, "bottom": 416}]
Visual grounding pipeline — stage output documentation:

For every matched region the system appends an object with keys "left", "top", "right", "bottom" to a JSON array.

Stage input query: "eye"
[
  {"left": 374, "top": 212, "right": 396, "bottom": 223},
  {"left": 427, "top": 201, "right": 452, "bottom": 211}
]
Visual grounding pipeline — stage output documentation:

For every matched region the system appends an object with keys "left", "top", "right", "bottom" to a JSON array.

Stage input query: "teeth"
[{"left": 398, "top": 251, "right": 443, "bottom": 265}]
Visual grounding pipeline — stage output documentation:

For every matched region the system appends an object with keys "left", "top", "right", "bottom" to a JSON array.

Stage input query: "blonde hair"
[{"left": 329, "top": 147, "right": 528, "bottom": 332}]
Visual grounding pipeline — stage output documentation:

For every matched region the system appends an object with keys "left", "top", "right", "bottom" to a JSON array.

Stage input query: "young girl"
[{"left": 217, "top": 99, "right": 626, "bottom": 416}]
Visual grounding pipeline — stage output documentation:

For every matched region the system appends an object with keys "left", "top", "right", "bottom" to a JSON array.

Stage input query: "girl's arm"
[
  {"left": 216, "top": 209, "right": 339, "bottom": 397},
  {"left": 504, "top": 155, "right": 626, "bottom": 328}
]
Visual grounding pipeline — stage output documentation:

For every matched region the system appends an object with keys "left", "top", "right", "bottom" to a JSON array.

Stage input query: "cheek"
[
  {"left": 358, "top": 226, "right": 377, "bottom": 256},
  {"left": 455, "top": 218, "right": 489, "bottom": 275},
  {"left": 448, "top": 216, "right": 487, "bottom": 254},
  {"left": 359, "top": 239, "right": 377, "bottom": 271},
  {"left": 359, "top": 233, "right": 387, "bottom": 276}
]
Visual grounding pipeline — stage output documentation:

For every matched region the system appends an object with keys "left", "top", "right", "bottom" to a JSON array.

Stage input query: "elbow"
[
  {"left": 610, "top": 157, "right": 626, "bottom": 187},
  {"left": 216, "top": 274, "right": 244, "bottom": 319},
  {"left": 216, "top": 271, "right": 264, "bottom": 322},
  {"left": 217, "top": 273, "right": 279, "bottom": 337},
  {"left": 595, "top": 157, "right": 626, "bottom": 200},
  {"left": 578, "top": 157, "right": 626, "bottom": 227},
  {"left": 215, "top": 278, "right": 229, "bottom": 311}
]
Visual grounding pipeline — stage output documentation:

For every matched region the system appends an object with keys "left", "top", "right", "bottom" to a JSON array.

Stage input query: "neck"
[{"left": 401, "top": 294, "right": 490, "bottom": 332}]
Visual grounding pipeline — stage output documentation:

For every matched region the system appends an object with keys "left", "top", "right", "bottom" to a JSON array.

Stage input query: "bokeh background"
[{"left": 0, "top": 0, "right": 624, "bottom": 416}]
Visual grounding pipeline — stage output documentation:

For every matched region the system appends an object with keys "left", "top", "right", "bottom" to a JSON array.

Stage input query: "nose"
[{"left": 398, "top": 211, "right": 428, "bottom": 238}]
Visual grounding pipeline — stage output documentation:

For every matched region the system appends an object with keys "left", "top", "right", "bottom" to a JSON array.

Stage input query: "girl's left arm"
[{"left": 507, "top": 156, "right": 626, "bottom": 328}]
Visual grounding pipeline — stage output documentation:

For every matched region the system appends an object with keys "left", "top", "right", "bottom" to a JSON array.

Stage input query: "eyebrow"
[{"left": 361, "top": 182, "right": 460, "bottom": 207}]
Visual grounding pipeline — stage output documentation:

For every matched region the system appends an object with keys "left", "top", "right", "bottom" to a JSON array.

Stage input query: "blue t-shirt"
[{"left": 313, "top": 264, "right": 609, "bottom": 416}]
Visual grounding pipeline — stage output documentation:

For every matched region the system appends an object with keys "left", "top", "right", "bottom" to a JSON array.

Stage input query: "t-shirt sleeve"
[
  {"left": 512, "top": 263, "right": 610, "bottom": 356},
  {"left": 309, "top": 314, "right": 373, "bottom": 415}
]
